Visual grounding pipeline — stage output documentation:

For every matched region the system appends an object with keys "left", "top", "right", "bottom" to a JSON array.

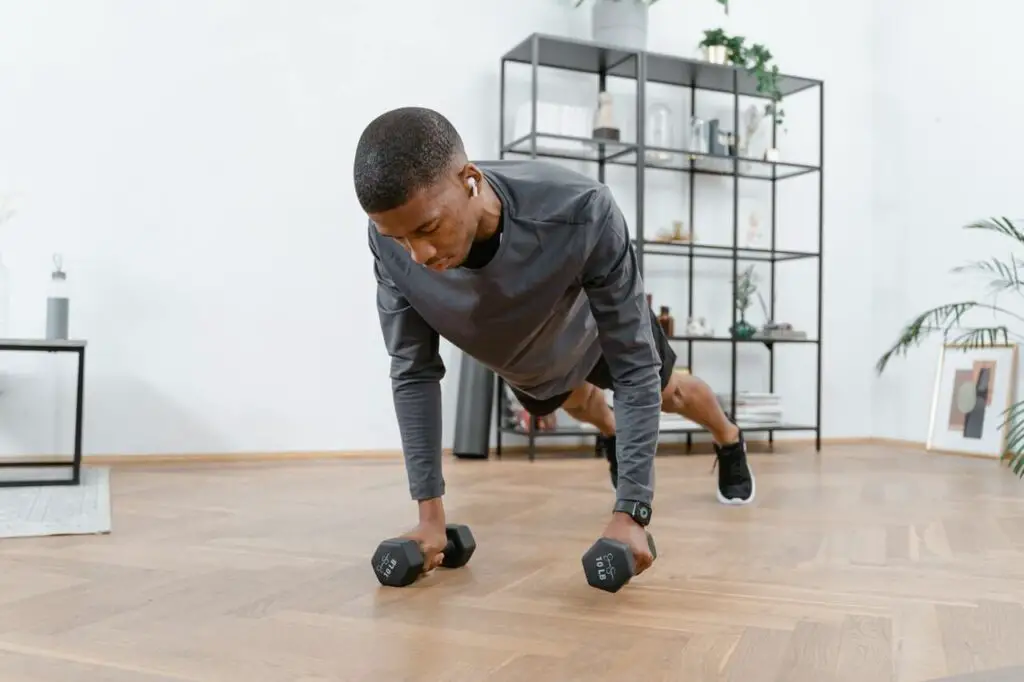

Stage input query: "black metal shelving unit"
[{"left": 491, "top": 32, "right": 823, "bottom": 461}]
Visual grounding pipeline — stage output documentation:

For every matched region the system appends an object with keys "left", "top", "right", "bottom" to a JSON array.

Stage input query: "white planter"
[
  {"left": 591, "top": 0, "right": 649, "bottom": 51},
  {"left": 703, "top": 45, "right": 729, "bottom": 64}
]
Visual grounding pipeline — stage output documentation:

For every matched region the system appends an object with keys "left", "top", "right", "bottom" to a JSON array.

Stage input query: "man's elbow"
[{"left": 390, "top": 355, "right": 446, "bottom": 386}]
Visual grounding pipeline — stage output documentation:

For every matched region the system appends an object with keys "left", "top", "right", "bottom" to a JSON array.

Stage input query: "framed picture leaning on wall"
[{"left": 927, "top": 342, "right": 1019, "bottom": 457}]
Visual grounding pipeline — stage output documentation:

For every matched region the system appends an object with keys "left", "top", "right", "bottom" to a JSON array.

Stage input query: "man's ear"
[{"left": 460, "top": 163, "right": 482, "bottom": 198}]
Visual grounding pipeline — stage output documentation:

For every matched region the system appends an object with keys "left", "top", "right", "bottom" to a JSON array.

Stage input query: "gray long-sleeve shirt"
[{"left": 369, "top": 159, "right": 663, "bottom": 505}]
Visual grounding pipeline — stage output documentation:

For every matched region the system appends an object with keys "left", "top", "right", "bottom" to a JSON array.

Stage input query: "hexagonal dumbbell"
[
  {"left": 581, "top": 531, "right": 657, "bottom": 593},
  {"left": 370, "top": 523, "right": 477, "bottom": 587}
]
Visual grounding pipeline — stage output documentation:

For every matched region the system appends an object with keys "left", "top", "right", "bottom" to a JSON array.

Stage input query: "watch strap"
[{"left": 614, "top": 499, "right": 652, "bottom": 526}]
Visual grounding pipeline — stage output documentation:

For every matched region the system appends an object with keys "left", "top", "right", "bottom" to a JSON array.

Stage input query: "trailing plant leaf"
[{"left": 696, "top": 28, "right": 785, "bottom": 131}]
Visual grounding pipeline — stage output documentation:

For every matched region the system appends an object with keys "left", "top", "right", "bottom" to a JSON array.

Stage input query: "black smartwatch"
[{"left": 614, "top": 499, "right": 652, "bottom": 526}]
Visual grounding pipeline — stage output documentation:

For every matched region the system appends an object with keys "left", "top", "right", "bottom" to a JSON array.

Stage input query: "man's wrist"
[
  {"left": 613, "top": 498, "right": 652, "bottom": 526},
  {"left": 417, "top": 497, "right": 445, "bottom": 525}
]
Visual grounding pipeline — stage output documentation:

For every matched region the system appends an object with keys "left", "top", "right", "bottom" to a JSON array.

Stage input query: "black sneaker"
[
  {"left": 596, "top": 434, "right": 617, "bottom": 489},
  {"left": 713, "top": 429, "right": 755, "bottom": 505}
]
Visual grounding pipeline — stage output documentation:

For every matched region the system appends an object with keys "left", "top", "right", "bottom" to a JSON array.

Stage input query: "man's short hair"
[{"left": 353, "top": 106, "right": 466, "bottom": 213}]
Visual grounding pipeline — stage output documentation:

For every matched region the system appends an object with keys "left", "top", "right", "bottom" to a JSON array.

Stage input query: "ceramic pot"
[{"left": 591, "top": 0, "right": 648, "bottom": 51}]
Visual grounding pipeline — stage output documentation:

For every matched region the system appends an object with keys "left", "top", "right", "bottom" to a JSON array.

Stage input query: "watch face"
[{"left": 636, "top": 505, "right": 650, "bottom": 522}]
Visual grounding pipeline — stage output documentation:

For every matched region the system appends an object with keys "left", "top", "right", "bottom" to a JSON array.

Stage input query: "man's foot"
[
  {"left": 713, "top": 429, "right": 755, "bottom": 505},
  {"left": 596, "top": 434, "right": 617, "bottom": 489}
]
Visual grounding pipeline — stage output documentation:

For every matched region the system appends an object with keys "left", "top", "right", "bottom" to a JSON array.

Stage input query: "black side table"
[{"left": 0, "top": 338, "right": 86, "bottom": 487}]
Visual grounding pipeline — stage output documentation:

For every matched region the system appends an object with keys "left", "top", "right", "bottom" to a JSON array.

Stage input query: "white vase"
[{"left": 591, "top": 0, "right": 649, "bottom": 51}]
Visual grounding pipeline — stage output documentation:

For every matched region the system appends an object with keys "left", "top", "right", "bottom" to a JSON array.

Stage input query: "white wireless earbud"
[{"left": 468, "top": 177, "right": 478, "bottom": 197}]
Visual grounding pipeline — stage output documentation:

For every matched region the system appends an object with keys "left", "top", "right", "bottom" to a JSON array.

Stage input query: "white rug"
[{"left": 0, "top": 466, "right": 111, "bottom": 539}]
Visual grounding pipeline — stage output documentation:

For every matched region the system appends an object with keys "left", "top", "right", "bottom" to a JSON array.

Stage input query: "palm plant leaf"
[
  {"left": 951, "top": 256, "right": 1024, "bottom": 295},
  {"left": 876, "top": 301, "right": 992, "bottom": 373},
  {"left": 944, "top": 326, "right": 1012, "bottom": 350},
  {"left": 964, "top": 216, "right": 1024, "bottom": 244},
  {"left": 1001, "top": 399, "right": 1024, "bottom": 478}
]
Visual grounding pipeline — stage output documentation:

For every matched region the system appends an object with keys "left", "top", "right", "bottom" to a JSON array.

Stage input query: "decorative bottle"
[
  {"left": 657, "top": 305, "right": 675, "bottom": 337},
  {"left": 45, "top": 253, "right": 69, "bottom": 340}
]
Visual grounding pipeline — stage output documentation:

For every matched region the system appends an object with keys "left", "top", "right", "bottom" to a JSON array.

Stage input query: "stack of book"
[{"left": 716, "top": 391, "right": 784, "bottom": 427}]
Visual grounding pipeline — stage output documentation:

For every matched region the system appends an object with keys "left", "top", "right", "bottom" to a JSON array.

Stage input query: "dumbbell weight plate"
[
  {"left": 581, "top": 530, "right": 657, "bottom": 593},
  {"left": 370, "top": 537, "right": 425, "bottom": 587},
  {"left": 440, "top": 523, "right": 477, "bottom": 569}
]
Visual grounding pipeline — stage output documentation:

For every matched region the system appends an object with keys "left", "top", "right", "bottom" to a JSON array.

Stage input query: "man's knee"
[{"left": 563, "top": 383, "right": 600, "bottom": 413}]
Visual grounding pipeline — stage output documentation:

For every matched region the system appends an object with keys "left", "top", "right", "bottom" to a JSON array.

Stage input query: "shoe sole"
[{"left": 716, "top": 469, "right": 756, "bottom": 505}]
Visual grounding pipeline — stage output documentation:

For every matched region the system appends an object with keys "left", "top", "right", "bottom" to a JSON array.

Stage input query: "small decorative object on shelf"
[
  {"left": 46, "top": 253, "right": 70, "bottom": 341},
  {"left": 754, "top": 292, "right": 806, "bottom": 339},
  {"left": 657, "top": 306, "right": 675, "bottom": 337},
  {"left": 758, "top": 322, "right": 807, "bottom": 340},
  {"left": 717, "top": 391, "right": 785, "bottom": 427},
  {"left": 688, "top": 116, "right": 709, "bottom": 156},
  {"left": 654, "top": 219, "right": 691, "bottom": 243},
  {"left": 697, "top": 28, "right": 732, "bottom": 64},
  {"left": 593, "top": 91, "right": 620, "bottom": 141},
  {"left": 708, "top": 119, "right": 725, "bottom": 155},
  {"left": 686, "top": 317, "right": 714, "bottom": 336},
  {"left": 645, "top": 102, "right": 676, "bottom": 164},
  {"left": 730, "top": 265, "right": 757, "bottom": 339},
  {"left": 739, "top": 104, "right": 764, "bottom": 157}
]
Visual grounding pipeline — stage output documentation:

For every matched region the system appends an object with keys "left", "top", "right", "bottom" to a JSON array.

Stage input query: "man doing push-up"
[{"left": 354, "top": 106, "right": 754, "bottom": 580}]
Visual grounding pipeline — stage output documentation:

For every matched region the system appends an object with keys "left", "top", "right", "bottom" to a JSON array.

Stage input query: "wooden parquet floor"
[{"left": 0, "top": 444, "right": 1022, "bottom": 681}]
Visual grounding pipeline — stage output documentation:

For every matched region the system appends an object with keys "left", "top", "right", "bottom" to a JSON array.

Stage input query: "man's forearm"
[
  {"left": 392, "top": 377, "right": 445, "bottom": 501},
  {"left": 611, "top": 371, "right": 662, "bottom": 504}
]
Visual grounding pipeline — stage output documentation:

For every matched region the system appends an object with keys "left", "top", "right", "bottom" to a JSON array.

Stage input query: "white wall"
[
  {"left": 870, "top": 2, "right": 1024, "bottom": 443},
  {"left": 0, "top": 0, "right": 876, "bottom": 458}
]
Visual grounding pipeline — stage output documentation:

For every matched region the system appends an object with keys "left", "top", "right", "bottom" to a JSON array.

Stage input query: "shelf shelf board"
[
  {"left": 502, "top": 132, "right": 820, "bottom": 181},
  {"left": 668, "top": 335, "right": 818, "bottom": 345},
  {"left": 499, "top": 423, "right": 817, "bottom": 438},
  {"left": 637, "top": 241, "right": 819, "bottom": 262},
  {"left": 502, "top": 33, "right": 821, "bottom": 99}
]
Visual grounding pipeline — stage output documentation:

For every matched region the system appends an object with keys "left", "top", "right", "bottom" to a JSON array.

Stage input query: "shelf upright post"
[
  {"left": 636, "top": 49, "right": 646, "bottom": 276},
  {"left": 495, "top": 56, "right": 508, "bottom": 460},
  {"left": 597, "top": 51, "right": 607, "bottom": 186},
  {"left": 729, "top": 69, "right": 739, "bottom": 422},
  {"left": 684, "top": 72, "right": 697, "bottom": 453},
  {"left": 530, "top": 34, "right": 539, "bottom": 159},
  {"left": 768, "top": 90, "right": 778, "bottom": 450},
  {"left": 816, "top": 81, "right": 825, "bottom": 451},
  {"left": 527, "top": 34, "right": 541, "bottom": 460}
]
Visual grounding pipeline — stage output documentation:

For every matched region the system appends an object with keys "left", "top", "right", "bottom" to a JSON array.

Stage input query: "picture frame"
[{"left": 926, "top": 342, "right": 1019, "bottom": 457}]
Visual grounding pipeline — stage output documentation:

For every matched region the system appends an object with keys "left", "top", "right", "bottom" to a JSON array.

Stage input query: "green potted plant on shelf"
[
  {"left": 730, "top": 264, "right": 758, "bottom": 339},
  {"left": 697, "top": 28, "right": 786, "bottom": 135},
  {"left": 876, "top": 217, "right": 1024, "bottom": 477}
]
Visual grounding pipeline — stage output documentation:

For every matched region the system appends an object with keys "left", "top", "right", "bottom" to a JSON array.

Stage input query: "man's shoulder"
[{"left": 476, "top": 159, "right": 610, "bottom": 225}]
